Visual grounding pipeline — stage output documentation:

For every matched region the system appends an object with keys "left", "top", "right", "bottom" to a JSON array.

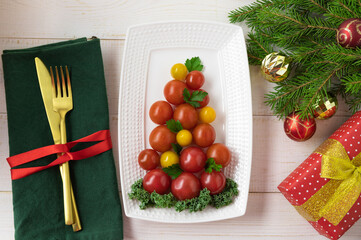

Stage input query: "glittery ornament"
[
  {"left": 261, "top": 52, "right": 291, "bottom": 82},
  {"left": 337, "top": 18, "right": 361, "bottom": 48},
  {"left": 284, "top": 112, "right": 316, "bottom": 142},
  {"left": 313, "top": 93, "right": 338, "bottom": 120}
]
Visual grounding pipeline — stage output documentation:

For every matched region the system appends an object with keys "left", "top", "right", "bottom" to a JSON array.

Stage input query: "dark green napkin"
[{"left": 2, "top": 38, "right": 123, "bottom": 240}]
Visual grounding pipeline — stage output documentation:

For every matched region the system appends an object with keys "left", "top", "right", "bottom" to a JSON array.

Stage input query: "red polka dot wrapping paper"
[{"left": 278, "top": 111, "right": 361, "bottom": 240}]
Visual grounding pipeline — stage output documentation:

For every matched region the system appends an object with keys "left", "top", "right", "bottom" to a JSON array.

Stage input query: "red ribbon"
[{"left": 7, "top": 130, "right": 112, "bottom": 180}]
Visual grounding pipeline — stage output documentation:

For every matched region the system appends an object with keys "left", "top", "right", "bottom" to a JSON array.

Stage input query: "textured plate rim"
[{"left": 118, "top": 20, "right": 253, "bottom": 223}]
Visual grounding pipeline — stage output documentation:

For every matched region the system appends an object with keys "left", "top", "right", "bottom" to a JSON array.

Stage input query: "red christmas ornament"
[
  {"left": 284, "top": 112, "right": 316, "bottom": 142},
  {"left": 337, "top": 18, "right": 361, "bottom": 48}
]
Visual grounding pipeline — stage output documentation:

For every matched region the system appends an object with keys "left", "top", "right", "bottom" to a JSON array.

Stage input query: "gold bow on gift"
[{"left": 295, "top": 138, "right": 361, "bottom": 226}]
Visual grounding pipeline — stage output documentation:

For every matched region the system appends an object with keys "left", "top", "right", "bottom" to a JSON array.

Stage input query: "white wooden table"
[{"left": 1, "top": 1, "right": 361, "bottom": 239}]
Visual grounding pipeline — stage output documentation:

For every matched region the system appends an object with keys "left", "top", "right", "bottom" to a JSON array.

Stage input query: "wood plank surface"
[
  {"left": 1, "top": 192, "right": 361, "bottom": 240},
  {"left": 0, "top": 0, "right": 250, "bottom": 40},
  {"left": 0, "top": 192, "right": 14, "bottom": 240},
  {"left": 123, "top": 193, "right": 361, "bottom": 240}
]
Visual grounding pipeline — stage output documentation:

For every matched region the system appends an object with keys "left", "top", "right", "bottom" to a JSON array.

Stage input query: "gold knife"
[{"left": 35, "top": 57, "right": 82, "bottom": 231}]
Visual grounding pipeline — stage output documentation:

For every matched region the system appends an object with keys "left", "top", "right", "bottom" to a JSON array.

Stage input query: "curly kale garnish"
[
  {"left": 150, "top": 191, "right": 177, "bottom": 208},
  {"left": 128, "top": 178, "right": 239, "bottom": 212},
  {"left": 175, "top": 189, "right": 212, "bottom": 212},
  {"left": 128, "top": 179, "right": 153, "bottom": 209},
  {"left": 128, "top": 179, "right": 177, "bottom": 209},
  {"left": 211, "top": 178, "right": 239, "bottom": 209}
]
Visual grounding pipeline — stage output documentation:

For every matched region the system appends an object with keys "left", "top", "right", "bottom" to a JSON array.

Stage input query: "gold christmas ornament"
[
  {"left": 313, "top": 93, "right": 338, "bottom": 120},
  {"left": 261, "top": 52, "right": 291, "bottom": 83}
]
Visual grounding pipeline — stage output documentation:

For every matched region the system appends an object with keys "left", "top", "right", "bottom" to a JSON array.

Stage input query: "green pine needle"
[{"left": 229, "top": 0, "right": 361, "bottom": 118}]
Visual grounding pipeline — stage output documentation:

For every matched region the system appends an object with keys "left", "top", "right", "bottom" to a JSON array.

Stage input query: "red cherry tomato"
[
  {"left": 207, "top": 143, "right": 231, "bottom": 168},
  {"left": 197, "top": 89, "right": 209, "bottom": 109},
  {"left": 149, "top": 125, "right": 176, "bottom": 152},
  {"left": 179, "top": 146, "right": 207, "bottom": 173},
  {"left": 143, "top": 169, "right": 171, "bottom": 194},
  {"left": 200, "top": 171, "right": 226, "bottom": 195},
  {"left": 171, "top": 172, "right": 201, "bottom": 200},
  {"left": 149, "top": 101, "right": 173, "bottom": 125},
  {"left": 192, "top": 123, "right": 216, "bottom": 148},
  {"left": 163, "top": 80, "right": 187, "bottom": 105},
  {"left": 173, "top": 103, "right": 198, "bottom": 129},
  {"left": 185, "top": 71, "right": 205, "bottom": 90},
  {"left": 138, "top": 149, "right": 160, "bottom": 170}
]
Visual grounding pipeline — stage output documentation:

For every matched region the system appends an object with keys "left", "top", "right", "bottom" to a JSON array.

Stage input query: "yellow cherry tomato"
[
  {"left": 176, "top": 129, "right": 193, "bottom": 147},
  {"left": 171, "top": 63, "right": 188, "bottom": 81},
  {"left": 199, "top": 106, "right": 216, "bottom": 123},
  {"left": 160, "top": 151, "right": 179, "bottom": 168}
]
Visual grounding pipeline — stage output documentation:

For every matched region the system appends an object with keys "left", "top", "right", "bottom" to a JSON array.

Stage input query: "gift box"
[{"left": 278, "top": 111, "right": 361, "bottom": 240}]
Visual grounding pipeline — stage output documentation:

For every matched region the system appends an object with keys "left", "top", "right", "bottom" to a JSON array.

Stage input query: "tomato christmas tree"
[{"left": 128, "top": 57, "right": 238, "bottom": 212}]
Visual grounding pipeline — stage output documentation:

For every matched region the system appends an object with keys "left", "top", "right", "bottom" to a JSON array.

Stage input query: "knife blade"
[
  {"left": 35, "top": 57, "right": 61, "bottom": 144},
  {"left": 35, "top": 57, "right": 81, "bottom": 231}
]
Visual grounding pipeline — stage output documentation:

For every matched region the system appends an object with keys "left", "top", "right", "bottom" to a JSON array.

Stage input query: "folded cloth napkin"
[{"left": 2, "top": 38, "right": 123, "bottom": 240}]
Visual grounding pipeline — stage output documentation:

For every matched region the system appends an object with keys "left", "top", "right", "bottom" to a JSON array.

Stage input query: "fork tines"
[{"left": 50, "top": 66, "right": 72, "bottom": 98}]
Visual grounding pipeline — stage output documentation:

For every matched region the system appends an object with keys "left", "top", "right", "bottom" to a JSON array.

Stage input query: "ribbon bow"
[
  {"left": 7, "top": 130, "right": 112, "bottom": 180},
  {"left": 295, "top": 138, "right": 361, "bottom": 225}
]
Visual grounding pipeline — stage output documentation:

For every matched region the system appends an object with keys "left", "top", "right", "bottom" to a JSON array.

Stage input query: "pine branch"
[
  {"left": 261, "top": 8, "right": 337, "bottom": 31},
  {"left": 246, "top": 32, "right": 275, "bottom": 65},
  {"left": 248, "top": 54, "right": 263, "bottom": 63},
  {"left": 255, "top": 7, "right": 337, "bottom": 46},
  {"left": 266, "top": 62, "right": 345, "bottom": 119},
  {"left": 306, "top": 0, "right": 328, "bottom": 12},
  {"left": 228, "top": 0, "right": 290, "bottom": 23},
  {"left": 299, "top": 65, "right": 344, "bottom": 119},
  {"left": 321, "top": 44, "right": 361, "bottom": 63},
  {"left": 328, "top": 0, "right": 361, "bottom": 19},
  {"left": 307, "top": 0, "right": 345, "bottom": 19},
  {"left": 334, "top": 0, "right": 358, "bottom": 16},
  {"left": 342, "top": 73, "right": 361, "bottom": 94},
  {"left": 346, "top": 95, "right": 361, "bottom": 113},
  {"left": 229, "top": 0, "right": 361, "bottom": 117},
  {"left": 292, "top": 45, "right": 328, "bottom": 63},
  {"left": 228, "top": 0, "right": 275, "bottom": 23},
  {"left": 266, "top": 75, "right": 319, "bottom": 118},
  {"left": 292, "top": 0, "right": 347, "bottom": 24}
]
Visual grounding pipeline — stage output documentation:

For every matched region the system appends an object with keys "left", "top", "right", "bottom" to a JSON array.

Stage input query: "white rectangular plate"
[{"left": 118, "top": 21, "right": 252, "bottom": 223}]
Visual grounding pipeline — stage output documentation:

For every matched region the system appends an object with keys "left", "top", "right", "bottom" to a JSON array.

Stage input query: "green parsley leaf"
[
  {"left": 162, "top": 164, "right": 183, "bottom": 179},
  {"left": 183, "top": 87, "right": 191, "bottom": 99},
  {"left": 204, "top": 158, "right": 222, "bottom": 173},
  {"left": 185, "top": 57, "right": 204, "bottom": 72},
  {"left": 185, "top": 100, "right": 200, "bottom": 108},
  {"left": 166, "top": 119, "right": 183, "bottom": 133},
  {"left": 183, "top": 88, "right": 208, "bottom": 108},
  {"left": 171, "top": 143, "right": 183, "bottom": 156},
  {"left": 190, "top": 90, "right": 208, "bottom": 102}
]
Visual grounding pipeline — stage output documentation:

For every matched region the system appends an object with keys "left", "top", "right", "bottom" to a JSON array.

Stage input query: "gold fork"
[{"left": 51, "top": 66, "right": 81, "bottom": 231}]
